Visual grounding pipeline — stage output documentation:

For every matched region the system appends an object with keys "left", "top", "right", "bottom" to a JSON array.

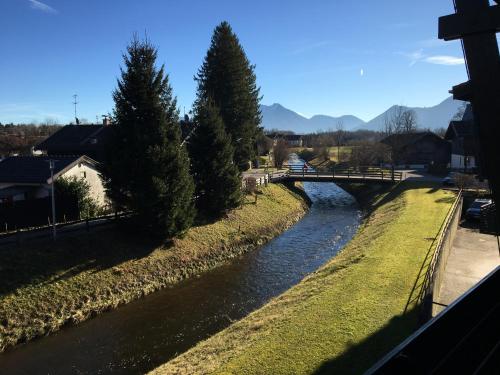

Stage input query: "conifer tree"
[
  {"left": 189, "top": 99, "right": 241, "bottom": 216},
  {"left": 196, "top": 21, "right": 261, "bottom": 171},
  {"left": 102, "top": 36, "right": 195, "bottom": 237}
]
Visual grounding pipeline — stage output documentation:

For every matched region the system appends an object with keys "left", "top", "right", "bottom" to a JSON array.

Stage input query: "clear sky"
[{"left": 0, "top": 0, "right": 470, "bottom": 124}]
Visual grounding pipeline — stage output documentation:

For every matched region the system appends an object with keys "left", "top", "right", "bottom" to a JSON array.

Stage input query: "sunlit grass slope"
[{"left": 151, "top": 181, "right": 455, "bottom": 375}]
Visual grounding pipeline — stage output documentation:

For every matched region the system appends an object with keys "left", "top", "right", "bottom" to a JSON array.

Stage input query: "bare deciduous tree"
[
  {"left": 434, "top": 127, "right": 447, "bottom": 138},
  {"left": 312, "top": 146, "right": 329, "bottom": 161},
  {"left": 384, "top": 106, "right": 417, "bottom": 135},
  {"left": 349, "top": 141, "right": 390, "bottom": 169},
  {"left": 273, "top": 139, "right": 289, "bottom": 169},
  {"left": 332, "top": 120, "right": 346, "bottom": 162},
  {"left": 39, "top": 117, "right": 61, "bottom": 126},
  {"left": 256, "top": 133, "right": 273, "bottom": 156},
  {"left": 383, "top": 107, "right": 418, "bottom": 166},
  {"left": 401, "top": 109, "right": 418, "bottom": 133}
]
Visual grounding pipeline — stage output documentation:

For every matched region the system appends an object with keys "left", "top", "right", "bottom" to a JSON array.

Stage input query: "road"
[{"left": 433, "top": 223, "right": 500, "bottom": 316}]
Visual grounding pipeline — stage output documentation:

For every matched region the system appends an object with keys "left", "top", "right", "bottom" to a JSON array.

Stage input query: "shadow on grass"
[
  {"left": 0, "top": 220, "right": 163, "bottom": 296},
  {"left": 338, "top": 180, "right": 441, "bottom": 217},
  {"left": 313, "top": 306, "right": 420, "bottom": 375},
  {"left": 435, "top": 196, "right": 456, "bottom": 204},
  {"left": 426, "top": 186, "right": 441, "bottom": 194}
]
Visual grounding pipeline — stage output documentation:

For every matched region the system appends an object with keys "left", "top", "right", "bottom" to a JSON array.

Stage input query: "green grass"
[
  {"left": 326, "top": 145, "right": 353, "bottom": 163},
  {"left": 290, "top": 146, "right": 354, "bottom": 169},
  {"left": 151, "top": 181, "right": 455, "bottom": 375},
  {"left": 0, "top": 184, "right": 308, "bottom": 352}
]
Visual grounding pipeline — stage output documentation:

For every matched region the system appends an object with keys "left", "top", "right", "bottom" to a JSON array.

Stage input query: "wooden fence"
[{"left": 286, "top": 167, "right": 404, "bottom": 182}]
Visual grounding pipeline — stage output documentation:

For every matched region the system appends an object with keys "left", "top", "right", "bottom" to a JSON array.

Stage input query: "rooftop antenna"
[{"left": 72, "top": 94, "right": 79, "bottom": 124}]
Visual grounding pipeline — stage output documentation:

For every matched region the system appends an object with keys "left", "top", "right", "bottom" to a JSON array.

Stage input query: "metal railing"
[
  {"left": 0, "top": 211, "right": 131, "bottom": 247},
  {"left": 406, "top": 190, "right": 463, "bottom": 319}
]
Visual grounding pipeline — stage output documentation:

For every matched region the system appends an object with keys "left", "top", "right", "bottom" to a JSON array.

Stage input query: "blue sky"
[{"left": 0, "top": 0, "right": 470, "bottom": 124}]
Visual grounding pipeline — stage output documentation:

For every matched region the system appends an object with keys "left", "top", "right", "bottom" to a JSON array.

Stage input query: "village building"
[
  {"left": 444, "top": 105, "right": 478, "bottom": 172},
  {"left": 380, "top": 132, "right": 451, "bottom": 169},
  {"left": 267, "top": 132, "right": 303, "bottom": 147},
  {"left": 35, "top": 124, "right": 112, "bottom": 162},
  {"left": 0, "top": 155, "right": 106, "bottom": 205}
]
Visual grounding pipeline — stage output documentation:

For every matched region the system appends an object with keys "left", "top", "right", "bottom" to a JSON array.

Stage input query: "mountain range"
[{"left": 260, "top": 96, "right": 464, "bottom": 134}]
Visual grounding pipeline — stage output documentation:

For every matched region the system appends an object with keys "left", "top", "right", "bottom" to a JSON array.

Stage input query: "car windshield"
[{"left": 471, "top": 201, "right": 489, "bottom": 209}]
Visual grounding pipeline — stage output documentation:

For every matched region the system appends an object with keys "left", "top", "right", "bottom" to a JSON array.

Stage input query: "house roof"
[
  {"left": 380, "top": 132, "right": 444, "bottom": 147},
  {"left": 267, "top": 132, "right": 302, "bottom": 141},
  {"left": 283, "top": 134, "right": 303, "bottom": 141},
  {"left": 462, "top": 104, "right": 473, "bottom": 121},
  {"left": 35, "top": 125, "right": 112, "bottom": 155},
  {"left": 445, "top": 120, "right": 475, "bottom": 140},
  {"left": 0, "top": 155, "right": 96, "bottom": 184}
]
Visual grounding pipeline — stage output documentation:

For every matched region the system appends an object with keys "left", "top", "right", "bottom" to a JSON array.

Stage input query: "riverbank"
[
  {"left": 151, "top": 181, "right": 455, "bottom": 375},
  {"left": 0, "top": 183, "right": 309, "bottom": 353}
]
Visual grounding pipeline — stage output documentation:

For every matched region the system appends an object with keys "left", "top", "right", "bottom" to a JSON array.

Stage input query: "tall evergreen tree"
[
  {"left": 189, "top": 99, "right": 241, "bottom": 216},
  {"left": 196, "top": 21, "right": 261, "bottom": 171},
  {"left": 101, "top": 37, "right": 195, "bottom": 237}
]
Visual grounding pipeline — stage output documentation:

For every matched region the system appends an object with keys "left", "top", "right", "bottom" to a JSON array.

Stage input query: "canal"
[{"left": 0, "top": 159, "right": 361, "bottom": 374}]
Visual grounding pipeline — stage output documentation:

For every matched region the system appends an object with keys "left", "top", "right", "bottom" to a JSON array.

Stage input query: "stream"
[{"left": 0, "top": 157, "right": 362, "bottom": 374}]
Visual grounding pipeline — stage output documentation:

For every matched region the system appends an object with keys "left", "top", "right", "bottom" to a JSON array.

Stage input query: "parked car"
[
  {"left": 442, "top": 172, "right": 457, "bottom": 186},
  {"left": 466, "top": 199, "right": 493, "bottom": 220}
]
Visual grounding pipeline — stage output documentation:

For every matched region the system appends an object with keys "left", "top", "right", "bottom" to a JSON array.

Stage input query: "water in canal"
[{"left": 0, "top": 163, "right": 361, "bottom": 374}]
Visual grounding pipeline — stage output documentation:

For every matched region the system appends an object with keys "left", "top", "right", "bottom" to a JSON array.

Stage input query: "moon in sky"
[{"left": 360, "top": 68, "right": 364, "bottom": 76}]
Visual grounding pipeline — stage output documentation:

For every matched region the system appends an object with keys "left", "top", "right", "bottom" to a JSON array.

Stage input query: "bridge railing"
[{"left": 287, "top": 167, "right": 404, "bottom": 181}]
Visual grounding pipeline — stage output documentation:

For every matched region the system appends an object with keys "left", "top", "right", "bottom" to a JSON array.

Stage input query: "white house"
[
  {"left": 267, "top": 132, "right": 304, "bottom": 147},
  {"left": 0, "top": 155, "right": 106, "bottom": 205}
]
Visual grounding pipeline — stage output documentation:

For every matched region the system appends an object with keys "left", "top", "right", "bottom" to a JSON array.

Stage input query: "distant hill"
[
  {"left": 260, "top": 103, "right": 365, "bottom": 133},
  {"left": 363, "top": 97, "right": 464, "bottom": 131},
  {"left": 260, "top": 97, "right": 464, "bottom": 134}
]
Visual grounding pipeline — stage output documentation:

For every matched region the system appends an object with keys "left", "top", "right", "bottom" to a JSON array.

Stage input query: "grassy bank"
[
  {"left": 151, "top": 181, "right": 455, "bottom": 375},
  {"left": 0, "top": 183, "right": 308, "bottom": 353},
  {"left": 289, "top": 146, "right": 354, "bottom": 166}
]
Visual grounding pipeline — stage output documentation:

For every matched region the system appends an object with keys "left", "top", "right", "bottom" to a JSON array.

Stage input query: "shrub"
[
  {"left": 55, "top": 176, "right": 102, "bottom": 219},
  {"left": 297, "top": 149, "right": 316, "bottom": 162},
  {"left": 243, "top": 176, "right": 257, "bottom": 195}
]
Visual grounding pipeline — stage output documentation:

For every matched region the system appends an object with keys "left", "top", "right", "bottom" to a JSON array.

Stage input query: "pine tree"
[
  {"left": 101, "top": 36, "right": 195, "bottom": 237},
  {"left": 196, "top": 21, "right": 261, "bottom": 171},
  {"left": 189, "top": 99, "right": 241, "bottom": 216}
]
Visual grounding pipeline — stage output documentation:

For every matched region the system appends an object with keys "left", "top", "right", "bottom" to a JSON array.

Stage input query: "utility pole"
[
  {"left": 48, "top": 159, "right": 57, "bottom": 241},
  {"left": 72, "top": 94, "right": 79, "bottom": 124}
]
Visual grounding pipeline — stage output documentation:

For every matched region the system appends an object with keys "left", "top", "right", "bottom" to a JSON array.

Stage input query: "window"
[{"left": 81, "top": 171, "right": 86, "bottom": 179}]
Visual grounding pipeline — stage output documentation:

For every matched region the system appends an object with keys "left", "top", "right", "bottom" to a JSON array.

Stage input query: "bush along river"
[{"left": 0, "top": 158, "right": 361, "bottom": 375}]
